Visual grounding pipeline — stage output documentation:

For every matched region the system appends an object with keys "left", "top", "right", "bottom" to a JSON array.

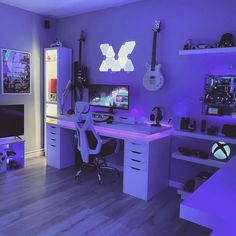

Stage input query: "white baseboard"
[{"left": 25, "top": 149, "right": 44, "bottom": 159}]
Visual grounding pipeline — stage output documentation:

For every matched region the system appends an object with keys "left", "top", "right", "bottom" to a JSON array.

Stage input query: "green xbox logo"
[{"left": 212, "top": 142, "right": 231, "bottom": 160}]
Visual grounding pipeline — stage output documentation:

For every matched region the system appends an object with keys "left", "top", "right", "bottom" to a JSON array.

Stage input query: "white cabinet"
[
  {"left": 0, "top": 138, "right": 25, "bottom": 173},
  {"left": 44, "top": 47, "right": 72, "bottom": 118},
  {"left": 123, "top": 137, "right": 171, "bottom": 201}
]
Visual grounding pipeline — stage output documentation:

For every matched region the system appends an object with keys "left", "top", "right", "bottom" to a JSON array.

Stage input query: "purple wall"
[
  {"left": 0, "top": 3, "right": 56, "bottom": 152},
  {"left": 57, "top": 0, "right": 236, "bottom": 129}
]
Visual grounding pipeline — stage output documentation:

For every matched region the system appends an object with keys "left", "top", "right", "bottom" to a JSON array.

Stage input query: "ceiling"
[{"left": 0, "top": 0, "right": 143, "bottom": 19}]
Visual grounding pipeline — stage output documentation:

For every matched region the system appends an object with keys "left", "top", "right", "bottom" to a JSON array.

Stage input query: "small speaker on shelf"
[
  {"left": 201, "top": 120, "right": 206, "bottom": 132},
  {"left": 44, "top": 20, "right": 50, "bottom": 29}
]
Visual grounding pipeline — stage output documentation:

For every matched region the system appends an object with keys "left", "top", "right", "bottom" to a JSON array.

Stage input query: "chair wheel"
[{"left": 98, "top": 180, "right": 102, "bottom": 184}]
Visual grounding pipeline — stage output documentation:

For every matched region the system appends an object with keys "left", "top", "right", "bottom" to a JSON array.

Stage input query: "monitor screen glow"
[{"left": 89, "top": 84, "right": 129, "bottom": 110}]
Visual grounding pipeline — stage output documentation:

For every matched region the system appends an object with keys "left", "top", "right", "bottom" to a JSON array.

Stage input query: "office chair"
[{"left": 74, "top": 102, "right": 120, "bottom": 184}]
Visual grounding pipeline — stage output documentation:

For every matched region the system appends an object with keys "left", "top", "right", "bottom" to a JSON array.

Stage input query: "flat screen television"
[
  {"left": 89, "top": 84, "right": 129, "bottom": 110},
  {"left": 0, "top": 105, "right": 24, "bottom": 138}
]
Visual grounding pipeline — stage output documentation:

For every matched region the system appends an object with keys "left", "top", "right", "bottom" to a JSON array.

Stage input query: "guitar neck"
[
  {"left": 78, "top": 41, "right": 82, "bottom": 69},
  {"left": 151, "top": 31, "right": 157, "bottom": 71}
]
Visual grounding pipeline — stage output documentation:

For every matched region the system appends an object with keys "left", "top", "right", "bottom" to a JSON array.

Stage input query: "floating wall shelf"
[
  {"left": 174, "top": 130, "right": 236, "bottom": 145},
  {"left": 172, "top": 152, "right": 225, "bottom": 169},
  {"left": 179, "top": 47, "right": 236, "bottom": 56}
]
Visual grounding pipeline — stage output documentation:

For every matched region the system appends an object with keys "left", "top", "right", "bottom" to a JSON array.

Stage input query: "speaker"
[
  {"left": 201, "top": 120, "right": 206, "bottom": 132},
  {"left": 44, "top": 20, "right": 50, "bottom": 29}
]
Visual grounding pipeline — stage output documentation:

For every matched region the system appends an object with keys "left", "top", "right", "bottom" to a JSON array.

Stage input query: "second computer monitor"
[{"left": 89, "top": 84, "right": 129, "bottom": 110}]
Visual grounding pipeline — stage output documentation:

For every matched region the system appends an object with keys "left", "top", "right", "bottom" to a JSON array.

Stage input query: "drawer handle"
[
  {"left": 131, "top": 142, "right": 141, "bottom": 146},
  {"left": 50, "top": 132, "right": 56, "bottom": 135},
  {"left": 50, "top": 138, "right": 56, "bottom": 141},
  {"left": 50, "top": 126, "right": 57, "bottom": 129},
  {"left": 131, "top": 150, "right": 141, "bottom": 154},
  {"left": 131, "top": 158, "right": 141, "bottom": 163},
  {"left": 50, "top": 144, "right": 56, "bottom": 147},
  {"left": 131, "top": 167, "right": 141, "bottom": 171}
]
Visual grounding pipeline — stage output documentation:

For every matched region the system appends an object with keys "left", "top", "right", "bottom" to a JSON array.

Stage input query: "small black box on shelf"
[{"left": 222, "top": 124, "right": 236, "bottom": 137}]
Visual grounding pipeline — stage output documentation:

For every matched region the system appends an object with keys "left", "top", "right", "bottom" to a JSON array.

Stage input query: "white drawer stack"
[
  {"left": 123, "top": 140, "right": 149, "bottom": 200},
  {"left": 46, "top": 123, "right": 60, "bottom": 168}
]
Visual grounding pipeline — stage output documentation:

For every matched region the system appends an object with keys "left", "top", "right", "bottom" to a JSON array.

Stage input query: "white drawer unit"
[
  {"left": 123, "top": 136, "right": 171, "bottom": 201},
  {"left": 123, "top": 140, "right": 149, "bottom": 200},
  {"left": 46, "top": 123, "right": 60, "bottom": 168},
  {"left": 46, "top": 122, "right": 76, "bottom": 169}
]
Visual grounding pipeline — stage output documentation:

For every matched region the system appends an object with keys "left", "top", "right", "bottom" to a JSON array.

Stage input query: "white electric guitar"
[{"left": 143, "top": 20, "right": 164, "bottom": 91}]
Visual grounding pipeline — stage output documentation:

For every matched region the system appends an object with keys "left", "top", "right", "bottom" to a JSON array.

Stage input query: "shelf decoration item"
[
  {"left": 1, "top": 49, "right": 31, "bottom": 94},
  {"left": 212, "top": 142, "right": 231, "bottom": 160}
]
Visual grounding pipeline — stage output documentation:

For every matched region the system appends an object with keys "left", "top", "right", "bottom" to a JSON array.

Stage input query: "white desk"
[
  {"left": 180, "top": 155, "right": 236, "bottom": 236},
  {"left": 46, "top": 118, "right": 172, "bottom": 200}
]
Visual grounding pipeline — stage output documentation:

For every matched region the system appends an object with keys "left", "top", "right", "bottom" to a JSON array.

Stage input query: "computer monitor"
[{"left": 89, "top": 84, "right": 129, "bottom": 111}]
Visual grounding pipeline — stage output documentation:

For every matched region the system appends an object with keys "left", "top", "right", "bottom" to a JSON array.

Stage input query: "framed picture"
[{"left": 1, "top": 49, "right": 31, "bottom": 94}]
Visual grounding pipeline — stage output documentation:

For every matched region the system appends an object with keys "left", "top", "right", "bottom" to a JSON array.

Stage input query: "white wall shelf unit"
[
  {"left": 174, "top": 130, "right": 236, "bottom": 144},
  {"left": 172, "top": 152, "right": 226, "bottom": 169},
  {"left": 170, "top": 130, "right": 236, "bottom": 199},
  {"left": 179, "top": 47, "right": 236, "bottom": 56}
]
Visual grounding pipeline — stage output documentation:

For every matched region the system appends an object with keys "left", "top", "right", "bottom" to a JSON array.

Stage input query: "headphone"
[{"left": 150, "top": 107, "right": 163, "bottom": 126}]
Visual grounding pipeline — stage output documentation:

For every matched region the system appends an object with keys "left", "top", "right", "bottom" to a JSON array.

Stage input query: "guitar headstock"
[
  {"left": 153, "top": 20, "right": 161, "bottom": 33},
  {"left": 79, "top": 30, "right": 85, "bottom": 42}
]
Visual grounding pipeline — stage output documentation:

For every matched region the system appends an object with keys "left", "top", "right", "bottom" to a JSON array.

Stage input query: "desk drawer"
[
  {"left": 123, "top": 165, "right": 148, "bottom": 200},
  {"left": 48, "top": 137, "right": 57, "bottom": 146},
  {"left": 124, "top": 156, "right": 147, "bottom": 171},
  {"left": 125, "top": 141, "right": 148, "bottom": 154},
  {"left": 125, "top": 148, "right": 148, "bottom": 163},
  {"left": 47, "top": 124, "right": 58, "bottom": 134},
  {"left": 47, "top": 143, "right": 59, "bottom": 168}
]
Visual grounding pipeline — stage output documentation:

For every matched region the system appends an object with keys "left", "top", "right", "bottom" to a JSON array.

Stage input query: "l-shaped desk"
[{"left": 46, "top": 118, "right": 173, "bottom": 200}]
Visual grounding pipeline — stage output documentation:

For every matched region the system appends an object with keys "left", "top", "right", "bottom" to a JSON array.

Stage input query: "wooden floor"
[{"left": 0, "top": 157, "right": 211, "bottom": 236}]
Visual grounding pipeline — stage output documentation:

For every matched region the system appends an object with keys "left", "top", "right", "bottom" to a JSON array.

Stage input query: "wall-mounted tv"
[
  {"left": 0, "top": 105, "right": 24, "bottom": 138},
  {"left": 89, "top": 84, "right": 129, "bottom": 110}
]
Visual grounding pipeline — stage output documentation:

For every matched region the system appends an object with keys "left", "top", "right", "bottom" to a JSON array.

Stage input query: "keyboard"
[{"left": 95, "top": 122, "right": 171, "bottom": 134}]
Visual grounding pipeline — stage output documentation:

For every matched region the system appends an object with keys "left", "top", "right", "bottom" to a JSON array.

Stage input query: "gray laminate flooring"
[{"left": 0, "top": 157, "right": 211, "bottom": 236}]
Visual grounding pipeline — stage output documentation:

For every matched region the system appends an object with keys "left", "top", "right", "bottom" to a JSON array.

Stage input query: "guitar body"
[
  {"left": 143, "top": 64, "right": 164, "bottom": 91},
  {"left": 78, "top": 65, "right": 88, "bottom": 88}
]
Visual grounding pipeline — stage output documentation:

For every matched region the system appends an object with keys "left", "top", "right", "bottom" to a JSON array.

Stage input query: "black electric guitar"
[
  {"left": 74, "top": 30, "right": 88, "bottom": 102},
  {"left": 143, "top": 20, "right": 164, "bottom": 91}
]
